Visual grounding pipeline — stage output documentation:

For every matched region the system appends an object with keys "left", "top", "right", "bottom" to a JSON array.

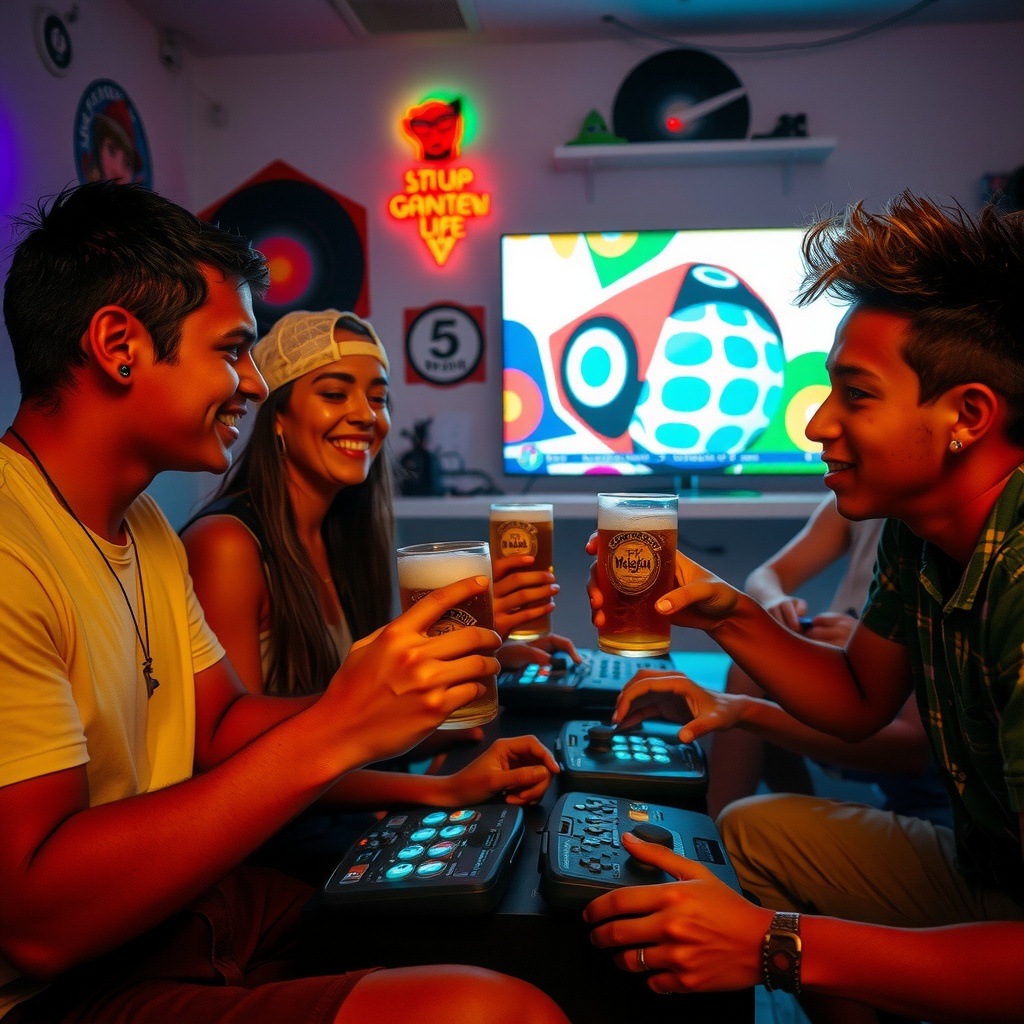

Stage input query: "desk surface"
[{"left": 303, "top": 707, "right": 754, "bottom": 1023}]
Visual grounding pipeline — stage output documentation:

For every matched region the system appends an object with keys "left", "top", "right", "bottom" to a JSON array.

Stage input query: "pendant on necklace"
[{"left": 143, "top": 658, "right": 160, "bottom": 698}]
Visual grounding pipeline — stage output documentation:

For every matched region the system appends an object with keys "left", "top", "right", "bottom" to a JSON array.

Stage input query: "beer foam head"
[
  {"left": 490, "top": 503, "right": 553, "bottom": 523},
  {"left": 597, "top": 493, "right": 678, "bottom": 532},
  {"left": 397, "top": 545, "right": 492, "bottom": 590}
]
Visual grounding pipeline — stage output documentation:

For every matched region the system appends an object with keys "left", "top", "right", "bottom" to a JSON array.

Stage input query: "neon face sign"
[{"left": 388, "top": 94, "right": 491, "bottom": 267}]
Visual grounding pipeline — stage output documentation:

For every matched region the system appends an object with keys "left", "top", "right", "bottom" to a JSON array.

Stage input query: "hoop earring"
[
  {"left": 275, "top": 431, "right": 288, "bottom": 458},
  {"left": 949, "top": 438, "right": 963, "bottom": 452},
  {"left": 118, "top": 365, "right": 131, "bottom": 378}
]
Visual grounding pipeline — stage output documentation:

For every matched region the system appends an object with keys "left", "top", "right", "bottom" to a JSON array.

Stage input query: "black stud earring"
[{"left": 118, "top": 365, "right": 131, "bottom": 378}]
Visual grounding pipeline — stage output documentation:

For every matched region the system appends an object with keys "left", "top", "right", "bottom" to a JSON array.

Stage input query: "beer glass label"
[
  {"left": 495, "top": 520, "right": 538, "bottom": 558},
  {"left": 406, "top": 591, "right": 480, "bottom": 633},
  {"left": 606, "top": 531, "right": 665, "bottom": 595}
]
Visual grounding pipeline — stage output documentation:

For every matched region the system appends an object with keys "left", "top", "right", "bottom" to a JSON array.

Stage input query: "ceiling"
[{"left": 124, "top": 0, "right": 1024, "bottom": 58}]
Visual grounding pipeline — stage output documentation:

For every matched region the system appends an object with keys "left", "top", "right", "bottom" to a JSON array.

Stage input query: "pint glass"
[
  {"left": 395, "top": 540, "right": 498, "bottom": 729},
  {"left": 595, "top": 493, "right": 678, "bottom": 657},
  {"left": 489, "top": 502, "right": 554, "bottom": 640}
]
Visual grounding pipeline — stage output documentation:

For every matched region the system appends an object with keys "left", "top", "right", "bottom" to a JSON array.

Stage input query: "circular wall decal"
[
  {"left": 613, "top": 49, "right": 749, "bottom": 142},
  {"left": 405, "top": 304, "right": 483, "bottom": 386},
  {"left": 75, "top": 80, "right": 151, "bottom": 188},
  {"left": 205, "top": 177, "right": 366, "bottom": 336},
  {"left": 34, "top": 7, "right": 72, "bottom": 77}
]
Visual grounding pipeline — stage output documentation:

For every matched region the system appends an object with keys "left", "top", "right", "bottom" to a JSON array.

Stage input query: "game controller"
[
  {"left": 318, "top": 804, "right": 524, "bottom": 915},
  {"left": 538, "top": 791, "right": 740, "bottom": 911},
  {"left": 497, "top": 648, "right": 675, "bottom": 710},
  {"left": 555, "top": 719, "right": 708, "bottom": 803}
]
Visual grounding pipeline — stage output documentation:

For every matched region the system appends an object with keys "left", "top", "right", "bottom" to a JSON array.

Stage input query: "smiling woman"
[
  {"left": 179, "top": 309, "right": 564, "bottom": 885},
  {"left": 181, "top": 309, "right": 394, "bottom": 698}
]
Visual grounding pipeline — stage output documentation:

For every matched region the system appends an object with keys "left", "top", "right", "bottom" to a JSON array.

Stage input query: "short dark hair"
[
  {"left": 798, "top": 191, "right": 1024, "bottom": 442},
  {"left": 3, "top": 181, "right": 269, "bottom": 407}
]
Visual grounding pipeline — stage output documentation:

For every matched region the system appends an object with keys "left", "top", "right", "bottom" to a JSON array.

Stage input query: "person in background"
[
  {"left": 0, "top": 181, "right": 570, "bottom": 1024},
  {"left": 583, "top": 192, "right": 1024, "bottom": 1023},
  {"left": 180, "top": 309, "right": 566, "bottom": 881},
  {"left": 702, "top": 493, "right": 949, "bottom": 826}
]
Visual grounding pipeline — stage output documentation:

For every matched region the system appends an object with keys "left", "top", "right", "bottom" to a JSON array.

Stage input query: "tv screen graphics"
[{"left": 500, "top": 229, "right": 848, "bottom": 480}]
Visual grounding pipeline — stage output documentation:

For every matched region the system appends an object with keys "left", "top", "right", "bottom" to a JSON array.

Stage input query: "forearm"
[
  {"left": 325, "top": 768, "right": 453, "bottom": 809},
  {"left": 709, "top": 596, "right": 885, "bottom": 740},
  {"left": 3, "top": 704, "right": 360, "bottom": 977},
  {"left": 734, "top": 696, "right": 931, "bottom": 774},
  {"left": 802, "top": 917, "right": 1024, "bottom": 1023},
  {"left": 198, "top": 689, "right": 317, "bottom": 768},
  {"left": 743, "top": 564, "right": 788, "bottom": 606}
]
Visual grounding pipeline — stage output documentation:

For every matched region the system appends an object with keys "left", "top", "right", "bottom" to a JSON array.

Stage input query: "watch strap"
[{"left": 761, "top": 911, "right": 802, "bottom": 994}]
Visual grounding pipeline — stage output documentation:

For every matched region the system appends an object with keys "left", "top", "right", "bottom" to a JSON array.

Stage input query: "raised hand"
[
  {"left": 491, "top": 553, "right": 558, "bottom": 640},
  {"left": 323, "top": 575, "right": 501, "bottom": 768}
]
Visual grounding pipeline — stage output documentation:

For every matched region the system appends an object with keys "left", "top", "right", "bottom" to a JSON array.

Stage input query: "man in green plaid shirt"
[{"left": 583, "top": 192, "right": 1024, "bottom": 1023}]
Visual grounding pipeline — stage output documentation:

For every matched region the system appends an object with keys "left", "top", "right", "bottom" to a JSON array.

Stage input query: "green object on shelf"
[{"left": 565, "top": 110, "right": 627, "bottom": 146}]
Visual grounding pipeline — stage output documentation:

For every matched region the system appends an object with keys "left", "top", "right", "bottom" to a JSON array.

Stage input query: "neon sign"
[{"left": 388, "top": 94, "right": 491, "bottom": 267}]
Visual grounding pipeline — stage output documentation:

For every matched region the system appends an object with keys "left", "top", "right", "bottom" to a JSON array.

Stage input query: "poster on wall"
[
  {"left": 200, "top": 160, "right": 369, "bottom": 336},
  {"left": 404, "top": 302, "right": 485, "bottom": 386},
  {"left": 74, "top": 80, "right": 151, "bottom": 188}
]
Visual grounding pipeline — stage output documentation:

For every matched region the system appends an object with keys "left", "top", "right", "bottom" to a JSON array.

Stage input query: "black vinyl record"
[
  {"left": 613, "top": 49, "right": 750, "bottom": 143},
  {"left": 206, "top": 177, "right": 366, "bottom": 336}
]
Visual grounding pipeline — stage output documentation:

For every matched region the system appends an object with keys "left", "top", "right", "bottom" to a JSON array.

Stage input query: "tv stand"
[{"left": 673, "top": 474, "right": 761, "bottom": 500}]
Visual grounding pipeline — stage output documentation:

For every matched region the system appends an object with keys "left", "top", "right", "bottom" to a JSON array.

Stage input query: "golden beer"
[
  {"left": 596, "top": 494, "right": 678, "bottom": 657},
  {"left": 395, "top": 541, "right": 497, "bottom": 728},
  {"left": 489, "top": 502, "right": 554, "bottom": 640}
]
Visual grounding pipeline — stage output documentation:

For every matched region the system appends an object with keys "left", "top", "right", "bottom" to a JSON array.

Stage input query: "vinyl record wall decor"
[
  {"left": 612, "top": 49, "right": 750, "bottom": 143},
  {"left": 200, "top": 160, "right": 369, "bottom": 335}
]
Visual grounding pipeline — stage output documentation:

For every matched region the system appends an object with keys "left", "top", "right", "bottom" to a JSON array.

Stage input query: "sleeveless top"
[{"left": 185, "top": 494, "right": 353, "bottom": 682}]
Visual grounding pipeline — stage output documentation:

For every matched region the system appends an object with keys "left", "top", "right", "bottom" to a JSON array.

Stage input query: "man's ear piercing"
[
  {"left": 118, "top": 365, "right": 131, "bottom": 378},
  {"left": 949, "top": 438, "right": 963, "bottom": 452}
]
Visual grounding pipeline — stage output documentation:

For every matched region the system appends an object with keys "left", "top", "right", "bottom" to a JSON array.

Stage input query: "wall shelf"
[{"left": 553, "top": 136, "right": 837, "bottom": 199}]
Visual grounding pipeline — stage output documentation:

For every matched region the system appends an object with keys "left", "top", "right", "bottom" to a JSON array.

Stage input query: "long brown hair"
[{"left": 211, "top": 383, "right": 395, "bottom": 695}]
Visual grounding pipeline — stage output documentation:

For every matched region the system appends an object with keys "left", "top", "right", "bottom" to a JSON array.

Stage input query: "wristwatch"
[{"left": 761, "top": 911, "right": 801, "bottom": 994}]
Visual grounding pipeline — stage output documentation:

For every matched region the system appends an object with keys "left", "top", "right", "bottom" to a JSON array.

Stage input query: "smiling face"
[
  {"left": 805, "top": 305, "right": 957, "bottom": 524},
  {"left": 137, "top": 265, "right": 265, "bottom": 475},
  {"left": 274, "top": 343, "right": 390, "bottom": 500}
]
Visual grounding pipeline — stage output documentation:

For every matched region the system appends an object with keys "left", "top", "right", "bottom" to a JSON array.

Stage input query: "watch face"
[{"left": 769, "top": 944, "right": 798, "bottom": 971}]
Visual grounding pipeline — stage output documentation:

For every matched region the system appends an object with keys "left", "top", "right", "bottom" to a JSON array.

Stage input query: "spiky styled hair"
[{"left": 798, "top": 191, "right": 1024, "bottom": 441}]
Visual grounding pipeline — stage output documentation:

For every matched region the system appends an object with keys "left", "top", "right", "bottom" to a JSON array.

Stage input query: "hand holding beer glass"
[
  {"left": 595, "top": 493, "right": 678, "bottom": 657},
  {"left": 396, "top": 540, "right": 499, "bottom": 728},
  {"left": 489, "top": 502, "right": 554, "bottom": 641}
]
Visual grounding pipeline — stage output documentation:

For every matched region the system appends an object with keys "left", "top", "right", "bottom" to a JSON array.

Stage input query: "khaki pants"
[{"left": 719, "top": 794, "right": 1023, "bottom": 926}]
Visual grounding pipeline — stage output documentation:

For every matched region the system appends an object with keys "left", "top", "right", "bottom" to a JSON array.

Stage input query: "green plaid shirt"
[{"left": 862, "top": 466, "right": 1024, "bottom": 904}]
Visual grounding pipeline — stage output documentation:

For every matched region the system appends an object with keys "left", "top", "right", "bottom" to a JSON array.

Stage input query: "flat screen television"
[{"left": 500, "top": 228, "right": 849, "bottom": 483}]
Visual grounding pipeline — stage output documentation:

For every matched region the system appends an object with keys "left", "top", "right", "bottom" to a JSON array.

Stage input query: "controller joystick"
[
  {"left": 586, "top": 724, "right": 616, "bottom": 752},
  {"left": 629, "top": 822, "right": 674, "bottom": 849},
  {"left": 627, "top": 822, "right": 674, "bottom": 871}
]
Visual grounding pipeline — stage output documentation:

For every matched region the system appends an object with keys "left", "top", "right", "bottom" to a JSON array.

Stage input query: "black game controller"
[
  {"left": 538, "top": 791, "right": 740, "bottom": 911},
  {"left": 318, "top": 804, "right": 524, "bottom": 916},
  {"left": 555, "top": 719, "right": 708, "bottom": 804}
]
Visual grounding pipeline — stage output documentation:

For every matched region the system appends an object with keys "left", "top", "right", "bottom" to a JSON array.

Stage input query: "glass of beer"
[
  {"left": 489, "top": 502, "right": 554, "bottom": 641},
  {"left": 595, "top": 493, "right": 678, "bottom": 657},
  {"left": 395, "top": 540, "right": 498, "bottom": 729}
]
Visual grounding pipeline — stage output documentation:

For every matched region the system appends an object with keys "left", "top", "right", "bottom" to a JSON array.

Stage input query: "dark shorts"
[{"left": 6, "top": 866, "right": 379, "bottom": 1024}]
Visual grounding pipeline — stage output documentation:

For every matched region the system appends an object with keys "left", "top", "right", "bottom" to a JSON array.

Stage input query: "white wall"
[
  {"left": 1, "top": 2, "right": 1022, "bottom": 629},
  {"left": 183, "top": 20, "right": 1024, "bottom": 506}
]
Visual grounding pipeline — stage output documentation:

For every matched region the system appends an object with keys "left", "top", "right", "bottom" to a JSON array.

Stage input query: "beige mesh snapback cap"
[{"left": 253, "top": 309, "right": 390, "bottom": 393}]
